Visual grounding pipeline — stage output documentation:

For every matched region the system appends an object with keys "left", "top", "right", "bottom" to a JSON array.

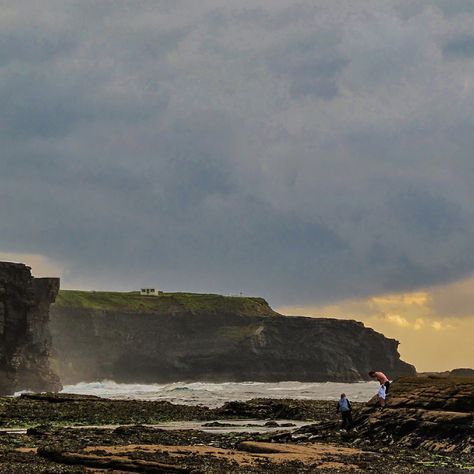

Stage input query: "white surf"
[{"left": 60, "top": 380, "right": 380, "bottom": 407}]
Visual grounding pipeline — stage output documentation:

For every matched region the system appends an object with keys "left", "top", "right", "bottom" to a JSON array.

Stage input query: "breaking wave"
[{"left": 60, "top": 380, "right": 379, "bottom": 407}]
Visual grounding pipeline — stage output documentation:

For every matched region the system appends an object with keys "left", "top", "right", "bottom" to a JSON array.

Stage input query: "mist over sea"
[{"left": 60, "top": 381, "right": 380, "bottom": 408}]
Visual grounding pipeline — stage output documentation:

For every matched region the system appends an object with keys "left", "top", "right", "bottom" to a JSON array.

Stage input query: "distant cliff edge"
[
  {"left": 0, "top": 262, "right": 61, "bottom": 395},
  {"left": 50, "top": 290, "right": 415, "bottom": 384}
]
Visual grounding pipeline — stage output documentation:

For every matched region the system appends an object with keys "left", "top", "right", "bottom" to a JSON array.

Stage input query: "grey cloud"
[
  {"left": 267, "top": 37, "right": 348, "bottom": 99},
  {"left": 443, "top": 36, "right": 474, "bottom": 58},
  {"left": 0, "top": 30, "right": 76, "bottom": 67},
  {"left": 387, "top": 187, "right": 467, "bottom": 239},
  {"left": 395, "top": 0, "right": 474, "bottom": 19},
  {"left": 430, "top": 0, "right": 474, "bottom": 17},
  {"left": 1, "top": 0, "right": 474, "bottom": 307}
]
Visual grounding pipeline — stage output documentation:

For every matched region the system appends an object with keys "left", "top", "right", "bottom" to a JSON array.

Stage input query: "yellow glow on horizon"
[
  {"left": 371, "top": 292, "right": 429, "bottom": 306},
  {"left": 278, "top": 275, "right": 474, "bottom": 372},
  {"left": 0, "top": 251, "right": 64, "bottom": 278},
  {"left": 386, "top": 314, "right": 411, "bottom": 328}
]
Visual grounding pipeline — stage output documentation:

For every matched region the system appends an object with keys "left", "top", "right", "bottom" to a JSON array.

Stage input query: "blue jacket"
[{"left": 337, "top": 397, "right": 352, "bottom": 412}]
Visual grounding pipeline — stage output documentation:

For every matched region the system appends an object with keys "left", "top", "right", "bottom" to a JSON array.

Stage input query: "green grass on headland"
[{"left": 54, "top": 290, "right": 278, "bottom": 316}]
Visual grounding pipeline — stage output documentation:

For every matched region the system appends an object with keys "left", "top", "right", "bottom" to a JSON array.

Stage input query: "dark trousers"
[{"left": 341, "top": 411, "right": 353, "bottom": 430}]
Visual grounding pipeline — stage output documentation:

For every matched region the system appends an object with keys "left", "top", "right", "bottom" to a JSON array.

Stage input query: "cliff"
[
  {"left": 50, "top": 290, "right": 415, "bottom": 384},
  {"left": 0, "top": 262, "right": 61, "bottom": 395}
]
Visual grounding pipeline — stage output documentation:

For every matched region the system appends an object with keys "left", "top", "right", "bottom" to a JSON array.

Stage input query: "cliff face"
[
  {"left": 0, "top": 262, "right": 61, "bottom": 395},
  {"left": 50, "top": 291, "right": 415, "bottom": 384}
]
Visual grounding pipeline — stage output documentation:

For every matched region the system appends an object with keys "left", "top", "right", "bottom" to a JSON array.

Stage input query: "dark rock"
[
  {"left": 202, "top": 421, "right": 239, "bottom": 427},
  {"left": 26, "top": 424, "right": 53, "bottom": 436},
  {"left": 450, "top": 368, "right": 474, "bottom": 378},
  {"left": 215, "top": 398, "right": 357, "bottom": 422},
  {"left": 264, "top": 421, "right": 279, "bottom": 427},
  {"left": 113, "top": 424, "right": 148, "bottom": 436},
  {"left": 0, "top": 262, "right": 61, "bottom": 395},
  {"left": 20, "top": 392, "right": 103, "bottom": 402}
]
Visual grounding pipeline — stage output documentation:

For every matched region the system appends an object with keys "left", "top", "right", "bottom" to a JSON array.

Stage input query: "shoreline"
[{"left": 0, "top": 377, "right": 472, "bottom": 472}]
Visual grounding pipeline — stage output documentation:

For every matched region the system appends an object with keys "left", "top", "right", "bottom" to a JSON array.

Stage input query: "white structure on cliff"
[{"left": 140, "top": 288, "right": 161, "bottom": 296}]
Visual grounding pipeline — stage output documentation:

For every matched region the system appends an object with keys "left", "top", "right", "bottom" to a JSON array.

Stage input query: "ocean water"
[{"left": 60, "top": 381, "right": 380, "bottom": 408}]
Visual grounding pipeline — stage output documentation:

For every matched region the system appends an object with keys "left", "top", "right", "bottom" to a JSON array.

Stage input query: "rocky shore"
[{"left": 0, "top": 376, "right": 472, "bottom": 472}]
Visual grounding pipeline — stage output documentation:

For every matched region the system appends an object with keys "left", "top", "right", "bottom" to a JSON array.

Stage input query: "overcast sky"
[{"left": 1, "top": 0, "right": 474, "bottom": 310}]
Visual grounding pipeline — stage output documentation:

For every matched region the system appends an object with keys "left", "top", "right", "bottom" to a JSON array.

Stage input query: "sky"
[{"left": 1, "top": 0, "right": 473, "bottom": 371}]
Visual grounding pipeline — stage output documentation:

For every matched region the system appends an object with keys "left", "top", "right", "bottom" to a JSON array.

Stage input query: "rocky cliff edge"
[{"left": 0, "top": 262, "right": 61, "bottom": 395}]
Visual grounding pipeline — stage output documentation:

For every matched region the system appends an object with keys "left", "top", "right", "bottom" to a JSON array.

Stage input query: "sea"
[{"left": 59, "top": 381, "right": 380, "bottom": 408}]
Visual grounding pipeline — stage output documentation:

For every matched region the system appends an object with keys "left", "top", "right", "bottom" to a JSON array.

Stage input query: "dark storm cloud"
[
  {"left": 265, "top": 29, "right": 348, "bottom": 99},
  {"left": 443, "top": 36, "right": 474, "bottom": 58},
  {"left": 395, "top": 0, "right": 474, "bottom": 19},
  {"left": 1, "top": 0, "right": 473, "bottom": 306}
]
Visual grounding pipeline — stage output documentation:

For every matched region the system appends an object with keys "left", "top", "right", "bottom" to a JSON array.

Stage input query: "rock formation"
[
  {"left": 450, "top": 368, "right": 474, "bottom": 378},
  {"left": 50, "top": 290, "right": 415, "bottom": 384},
  {"left": 352, "top": 376, "right": 474, "bottom": 453},
  {"left": 0, "top": 262, "right": 61, "bottom": 395},
  {"left": 274, "top": 375, "right": 474, "bottom": 455}
]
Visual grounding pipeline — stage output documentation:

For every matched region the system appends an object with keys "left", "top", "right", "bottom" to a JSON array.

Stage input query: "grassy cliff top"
[{"left": 54, "top": 290, "right": 279, "bottom": 316}]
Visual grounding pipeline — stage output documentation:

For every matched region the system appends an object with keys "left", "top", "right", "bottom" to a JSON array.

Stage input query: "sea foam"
[{"left": 60, "top": 380, "right": 380, "bottom": 407}]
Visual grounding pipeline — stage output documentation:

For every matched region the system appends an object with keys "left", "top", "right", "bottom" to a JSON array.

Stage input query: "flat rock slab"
[{"left": 44, "top": 441, "right": 365, "bottom": 471}]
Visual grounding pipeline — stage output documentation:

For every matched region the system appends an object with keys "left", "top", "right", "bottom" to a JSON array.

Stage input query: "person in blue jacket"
[{"left": 336, "top": 393, "right": 353, "bottom": 430}]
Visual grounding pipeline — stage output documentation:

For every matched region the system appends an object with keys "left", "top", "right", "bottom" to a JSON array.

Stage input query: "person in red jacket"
[{"left": 369, "top": 370, "right": 390, "bottom": 394}]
